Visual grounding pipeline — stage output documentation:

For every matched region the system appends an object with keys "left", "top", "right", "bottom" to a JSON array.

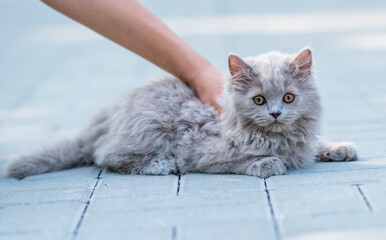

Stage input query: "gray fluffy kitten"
[{"left": 5, "top": 48, "right": 357, "bottom": 179}]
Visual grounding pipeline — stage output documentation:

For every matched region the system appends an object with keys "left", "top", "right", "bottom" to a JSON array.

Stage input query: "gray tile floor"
[{"left": 1, "top": 1, "right": 386, "bottom": 239}]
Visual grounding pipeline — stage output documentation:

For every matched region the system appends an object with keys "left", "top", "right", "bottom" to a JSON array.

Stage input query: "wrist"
[{"left": 184, "top": 62, "right": 221, "bottom": 93}]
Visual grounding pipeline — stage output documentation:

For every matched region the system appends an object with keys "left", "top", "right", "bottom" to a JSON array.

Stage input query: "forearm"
[{"left": 42, "top": 0, "right": 209, "bottom": 84}]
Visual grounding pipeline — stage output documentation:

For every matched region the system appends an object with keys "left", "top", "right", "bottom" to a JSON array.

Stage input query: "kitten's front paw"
[
  {"left": 247, "top": 157, "right": 286, "bottom": 179},
  {"left": 318, "top": 142, "right": 358, "bottom": 162}
]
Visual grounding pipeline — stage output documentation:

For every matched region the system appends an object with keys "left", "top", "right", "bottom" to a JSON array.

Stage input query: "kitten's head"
[{"left": 224, "top": 48, "right": 321, "bottom": 134}]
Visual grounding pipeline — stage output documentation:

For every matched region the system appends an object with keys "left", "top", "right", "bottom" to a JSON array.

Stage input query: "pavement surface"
[{"left": 1, "top": 0, "right": 386, "bottom": 239}]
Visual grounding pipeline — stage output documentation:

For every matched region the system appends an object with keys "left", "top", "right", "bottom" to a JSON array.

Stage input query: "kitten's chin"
[{"left": 267, "top": 122, "right": 286, "bottom": 133}]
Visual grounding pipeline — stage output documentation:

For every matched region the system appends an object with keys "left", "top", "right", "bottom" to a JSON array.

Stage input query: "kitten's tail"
[
  {"left": 4, "top": 108, "right": 111, "bottom": 179},
  {"left": 4, "top": 138, "right": 95, "bottom": 179}
]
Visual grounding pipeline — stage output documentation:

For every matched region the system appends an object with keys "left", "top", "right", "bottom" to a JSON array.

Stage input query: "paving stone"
[
  {"left": 95, "top": 173, "right": 178, "bottom": 198},
  {"left": 4, "top": 106, "right": 69, "bottom": 125},
  {"left": 0, "top": 123, "right": 55, "bottom": 144},
  {"left": 323, "top": 94, "right": 383, "bottom": 124},
  {"left": 281, "top": 212, "right": 386, "bottom": 240},
  {"left": 322, "top": 121, "right": 386, "bottom": 142},
  {"left": 0, "top": 201, "right": 83, "bottom": 234},
  {"left": 351, "top": 139, "right": 386, "bottom": 158},
  {"left": 80, "top": 202, "right": 271, "bottom": 230},
  {"left": 0, "top": 230, "right": 69, "bottom": 240},
  {"left": 0, "top": 175, "right": 96, "bottom": 192},
  {"left": 286, "top": 227, "right": 386, "bottom": 240},
  {"left": 179, "top": 220, "right": 275, "bottom": 240},
  {"left": 77, "top": 226, "right": 171, "bottom": 240},
  {"left": 180, "top": 173, "right": 265, "bottom": 194},
  {"left": 0, "top": 187, "right": 91, "bottom": 206},
  {"left": 268, "top": 166, "right": 386, "bottom": 189},
  {"left": 269, "top": 185, "right": 385, "bottom": 238},
  {"left": 269, "top": 185, "right": 369, "bottom": 218},
  {"left": 89, "top": 190, "right": 267, "bottom": 212},
  {"left": 0, "top": 142, "right": 51, "bottom": 158},
  {"left": 361, "top": 182, "right": 386, "bottom": 212}
]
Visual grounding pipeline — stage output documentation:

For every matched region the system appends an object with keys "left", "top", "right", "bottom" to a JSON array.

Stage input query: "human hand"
[{"left": 188, "top": 65, "right": 225, "bottom": 114}]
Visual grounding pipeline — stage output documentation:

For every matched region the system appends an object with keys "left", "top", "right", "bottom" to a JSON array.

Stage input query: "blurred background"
[{"left": 1, "top": 0, "right": 386, "bottom": 161}]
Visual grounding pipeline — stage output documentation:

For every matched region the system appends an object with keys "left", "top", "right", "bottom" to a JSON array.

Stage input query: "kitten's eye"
[
  {"left": 253, "top": 95, "right": 266, "bottom": 105},
  {"left": 283, "top": 93, "right": 295, "bottom": 103}
]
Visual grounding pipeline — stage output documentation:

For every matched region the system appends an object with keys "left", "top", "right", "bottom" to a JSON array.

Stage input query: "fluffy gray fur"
[{"left": 4, "top": 48, "right": 358, "bottom": 179}]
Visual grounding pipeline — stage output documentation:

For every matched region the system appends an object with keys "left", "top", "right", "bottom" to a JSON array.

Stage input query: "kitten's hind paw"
[
  {"left": 247, "top": 157, "right": 286, "bottom": 179},
  {"left": 318, "top": 142, "right": 358, "bottom": 162}
]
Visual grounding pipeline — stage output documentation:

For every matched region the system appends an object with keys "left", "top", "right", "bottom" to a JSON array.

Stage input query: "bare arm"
[{"left": 41, "top": 0, "right": 224, "bottom": 113}]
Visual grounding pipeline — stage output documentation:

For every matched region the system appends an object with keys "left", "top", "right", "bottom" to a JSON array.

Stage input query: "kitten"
[{"left": 4, "top": 48, "right": 357, "bottom": 179}]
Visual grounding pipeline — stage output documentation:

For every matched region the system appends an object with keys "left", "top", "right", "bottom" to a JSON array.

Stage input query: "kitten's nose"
[{"left": 270, "top": 112, "right": 281, "bottom": 119}]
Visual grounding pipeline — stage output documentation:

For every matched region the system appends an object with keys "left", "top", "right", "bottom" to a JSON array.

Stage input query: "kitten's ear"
[
  {"left": 290, "top": 48, "right": 312, "bottom": 81},
  {"left": 228, "top": 54, "right": 256, "bottom": 91}
]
